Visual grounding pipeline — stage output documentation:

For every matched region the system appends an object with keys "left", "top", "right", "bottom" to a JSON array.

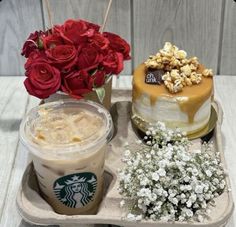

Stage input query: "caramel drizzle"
[{"left": 132, "top": 64, "right": 213, "bottom": 123}]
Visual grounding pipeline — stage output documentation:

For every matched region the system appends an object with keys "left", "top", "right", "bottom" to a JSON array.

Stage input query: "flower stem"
[
  {"left": 44, "top": 0, "right": 53, "bottom": 31},
  {"left": 100, "top": 0, "right": 113, "bottom": 33}
]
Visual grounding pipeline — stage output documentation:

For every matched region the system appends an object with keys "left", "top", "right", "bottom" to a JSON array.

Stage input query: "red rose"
[
  {"left": 24, "top": 62, "right": 61, "bottom": 99},
  {"left": 103, "top": 32, "right": 131, "bottom": 60},
  {"left": 46, "top": 45, "right": 77, "bottom": 71},
  {"left": 89, "top": 33, "right": 109, "bottom": 50},
  {"left": 81, "top": 20, "right": 100, "bottom": 31},
  {"left": 61, "top": 70, "right": 93, "bottom": 99},
  {"left": 21, "top": 31, "right": 45, "bottom": 58},
  {"left": 90, "top": 70, "right": 106, "bottom": 88},
  {"left": 24, "top": 51, "right": 47, "bottom": 70},
  {"left": 77, "top": 45, "right": 103, "bottom": 70},
  {"left": 42, "top": 33, "right": 64, "bottom": 49},
  {"left": 102, "top": 50, "right": 124, "bottom": 74},
  {"left": 55, "top": 19, "right": 95, "bottom": 45}
]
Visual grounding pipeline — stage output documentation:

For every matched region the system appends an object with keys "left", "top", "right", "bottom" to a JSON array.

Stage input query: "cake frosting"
[{"left": 132, "top": 42, "right": 214, "bottom": 135}]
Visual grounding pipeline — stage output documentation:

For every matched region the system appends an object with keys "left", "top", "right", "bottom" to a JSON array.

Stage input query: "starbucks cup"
[{"left": 20, "top": 99, "right": 113, "bottom": 215}]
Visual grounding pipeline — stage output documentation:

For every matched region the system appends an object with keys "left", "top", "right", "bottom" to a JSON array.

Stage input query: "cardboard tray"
[{"left": 16, "top": 90, "right": 234, "bottom": 227}]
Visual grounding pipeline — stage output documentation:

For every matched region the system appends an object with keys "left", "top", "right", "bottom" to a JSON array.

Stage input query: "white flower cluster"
[{"left": 119, "top": 122, "right": 226, "bottom": 222}]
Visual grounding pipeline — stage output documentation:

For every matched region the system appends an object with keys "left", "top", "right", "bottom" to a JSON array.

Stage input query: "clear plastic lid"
[{"left": 20, "top": 99, "right": 113, "bottom": 160}]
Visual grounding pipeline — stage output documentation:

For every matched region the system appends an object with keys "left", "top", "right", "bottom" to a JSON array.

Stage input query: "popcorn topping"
[{"left": 144, "top": 42, "right": 213, "bottom": 93}]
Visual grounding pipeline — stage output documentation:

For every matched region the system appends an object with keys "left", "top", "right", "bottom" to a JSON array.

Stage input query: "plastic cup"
[{"left": 20, "top": 99, "right": 113, "bottom": 215}]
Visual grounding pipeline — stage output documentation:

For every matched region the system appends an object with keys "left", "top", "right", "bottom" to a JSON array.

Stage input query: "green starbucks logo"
[{"left": 53, "top": 172, "right": 97, "bottom": 208}]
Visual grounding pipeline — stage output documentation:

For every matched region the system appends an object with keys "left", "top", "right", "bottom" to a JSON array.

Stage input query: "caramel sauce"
[
  {"left": 72, "top": 136, "right": 81, "bottom": 142},
  {"left": 36, "top": 132, "right": 46, "bottom": 140},
  {"left": 132, "top": 64, "right": 213, "bottom": 123}
]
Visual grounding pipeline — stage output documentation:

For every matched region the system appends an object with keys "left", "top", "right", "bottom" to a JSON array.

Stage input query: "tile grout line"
[
  {"left": 217, "top": 0, "right": 226, "bottom": 75},
  {"left": 130, "top": 0, "right": 134, "bottom": 74}
]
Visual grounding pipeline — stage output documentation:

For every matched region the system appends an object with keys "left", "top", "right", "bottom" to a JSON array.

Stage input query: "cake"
[{"left": 132, "top": 42, "right": 214, "bottom": 135}]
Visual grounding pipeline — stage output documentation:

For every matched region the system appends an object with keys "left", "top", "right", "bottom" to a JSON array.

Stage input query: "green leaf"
[
  {"left": 38, "top": 38, "right": 44, "bottom": 49},
  {"left": 95, "top": 87, "right": 105, "bottom": 104}
]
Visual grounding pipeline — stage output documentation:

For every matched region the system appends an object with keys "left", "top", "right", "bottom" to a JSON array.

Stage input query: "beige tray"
[{"left": 16, "top": 90, "right": 234, "bottom": 227}]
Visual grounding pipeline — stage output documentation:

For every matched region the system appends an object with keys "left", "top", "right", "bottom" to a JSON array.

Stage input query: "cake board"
[{"left": 16, "top": 89, "right": 234, "bottom": 227}]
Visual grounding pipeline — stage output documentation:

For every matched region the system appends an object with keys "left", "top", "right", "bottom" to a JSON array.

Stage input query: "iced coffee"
[{"left": 20, "top": 100, "right": 113, "bottom": 215}]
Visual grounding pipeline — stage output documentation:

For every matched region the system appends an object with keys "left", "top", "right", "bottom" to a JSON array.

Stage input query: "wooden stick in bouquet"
[
  {"left": 100, "top": 0, "right": 113, "bottom": 33},
  {"left": 44, "top": 0, "right": 53, "bottom": 30}
]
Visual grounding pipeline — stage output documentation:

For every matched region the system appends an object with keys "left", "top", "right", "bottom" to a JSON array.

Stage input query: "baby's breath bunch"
[
  {"left": 143, "top": 121, "right": 189, "bottom": 147},
  {"left": 119, "top": 122, "right": 226, "bottom": 222}
]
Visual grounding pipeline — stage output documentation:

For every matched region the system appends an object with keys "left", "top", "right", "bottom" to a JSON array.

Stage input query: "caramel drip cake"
[{"left": 132, "top": 42, "right": 214, "bottom": 135}]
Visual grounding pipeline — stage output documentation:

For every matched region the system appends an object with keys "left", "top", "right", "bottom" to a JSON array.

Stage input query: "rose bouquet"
[{"left": 21, "top": 19, "right": 131, "bottom": 103}]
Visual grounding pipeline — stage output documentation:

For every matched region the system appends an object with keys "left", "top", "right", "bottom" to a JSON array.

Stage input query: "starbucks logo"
[{"left": 53, "top": 172, "right": 97, "bottom": 208}]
